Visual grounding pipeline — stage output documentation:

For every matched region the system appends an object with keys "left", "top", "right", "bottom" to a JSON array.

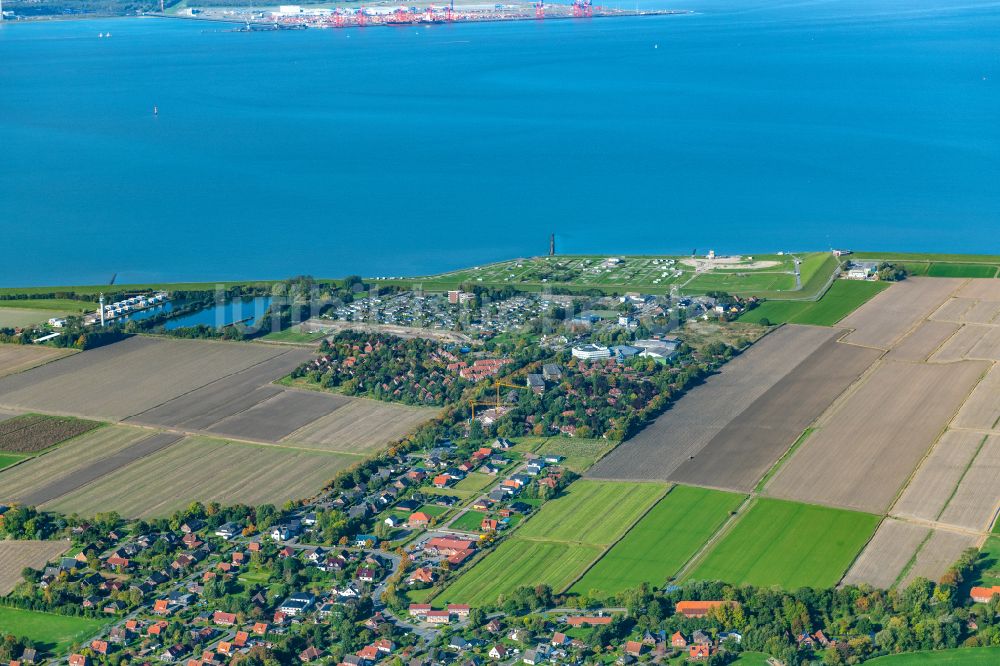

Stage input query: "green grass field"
[
  {"left": 863, "top": 648, "right": 1000, "bottom": 664},
  {"left": 739, "top": 280, "right": 888, "bottom": 327},
  {"left": 0, "top": 308, "right": 70, "bottom": 328},
  {"left": 973, "top": 537, "right": 1000, "bottom": 588},
  {"left": 416, "top": 504, "right": 449, "bottom": 518},
  {"left": 534, "top": 437, "right": 620, "bottom": 473},
  {"left": 687, "top": 498, "right": 880, "bottom": 589},
  {"left": 439, "top": 538, "right": 603, "bottom": 606},
  {"left": 570, "top": 485, "right": 744, "bottom": 596},
  {"left": 261, "top": 325, "right": 327, "bottom": 343},
  {"left": 0, "top": 607, "right": 109, "bottom": 654},
  {"left": 449, "top": 510, "right": 487, "bottom": 532},
  {"left": 454, "top": 472, "right": 495, "bottom": 493},
  {"left": 516, "top": 480, "right": 668, "bottom": 546},
  {"left": 0, "top": 298, "right": 93, "bottom": 312},
  {"left": 0, "top": 453, "right": 26, "bottom": 470},
  {"left": 927, "top": 263, "right": 998, "bottom": 278}
]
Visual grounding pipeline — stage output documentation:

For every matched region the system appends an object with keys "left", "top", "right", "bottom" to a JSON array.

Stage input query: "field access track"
[
  {"left": 765, "top": 359, "right": 988, "bottom": 513},
  {"left": 587, "top": 324, "right": 840, "bottom": 482},
  {"left": 668, "top": 334, "right": 881, "bottom": 492},
  {"left": 839, "top": 277, "right": 963, "bottom": 350}
]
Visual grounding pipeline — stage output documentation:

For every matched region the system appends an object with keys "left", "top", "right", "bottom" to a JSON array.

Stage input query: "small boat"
[
  {"left": 153, "top": 105, "right": 158, "bottom": 115},
  {"left": 99, "top": 32, "right": 104, "bottom": 37}
]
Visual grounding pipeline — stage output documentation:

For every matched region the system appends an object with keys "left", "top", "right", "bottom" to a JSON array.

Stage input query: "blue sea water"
[{"left": 1, "top": 0, "right": 998, "bottom": 286}]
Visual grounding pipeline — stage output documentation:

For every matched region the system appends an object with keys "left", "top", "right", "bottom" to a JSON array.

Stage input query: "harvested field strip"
[
  {"left": 44, "top": 435, "right": 358, "bottom": 518},
  {"left": 967, "top": 326, "right": 1000, "bottom": 361},
  {"left": 517, "top": 480, "right": 668, "bottom": 546},
  {"left": 0, "top": 336, "right": 287, "bottom": 420},
  {"left": 0, "top": 344, "right": 73, "bottom": 378},
  {"left": 931, "top": 298, "right": 977, "bottom": 323},
  {"left": 952, "top": 366, "right": 1000, "bottom": 430},
  {"left": 129, "top": 348, "right": 313, "bottom": 430},
  {"left": 888, "top": 320, "right": 962, "bottom": 362},
  {"left": 285, "top": 399, "right": 436, "bottom": 454},
  {"left": 891, "top": 430, "right": 985, "bottom": 524},
  {"left": 668, "top": 336, "right": 881, "bottom": 492},
  {"left": 0, "top": 540, "right": 70, "bottom": 594},
  {"left": 687, "top": 497, "right": 880, "bottom": 590},
  {"left": 765, "top": 360, "right": 988, "bottom": 513},
  {"left": 588, "top": 325, "right": 839, "bottom": 481},
  {"left": 439, "top": 538, "right": 603, "bottom": 607},
  {"left": 841, "top": 518, "right": 930, "bottom": 589},
  {"left": 899, "top": 528, "right": 978, "bottom": 588},
  {"left": 957, "top": 280, "right": 1000, "bottom": 301},
  {"left": 18, "top": 432, "right": 183, "bottom": 507},
  {"left": 937, "top": 435, "right": 1000, "bottom": 531},
  {"left": 931, "top": 325, "right": 991, "bottom": 363},
  {"left": 839, "top": 278, "right": 964, "bottom": 350},
  {"left": 569, "top": 485, "right": 744, "bottom": 596},
  {"left": 206, "top": 389, "right": 350, "bottom": 442},
  {"left": 0, "top": 414, "right": 101, "bottom": 453},
  {"left": 963, "top": 300, "right": 1000, "bottom": 323},
  {"left": 0, "top": 425, "right": 152, "bottom": 503}
]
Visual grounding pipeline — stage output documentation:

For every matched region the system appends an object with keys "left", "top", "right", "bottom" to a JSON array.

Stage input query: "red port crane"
[{"left": 535, "top": 0, "right": 544, "bottom": 18}]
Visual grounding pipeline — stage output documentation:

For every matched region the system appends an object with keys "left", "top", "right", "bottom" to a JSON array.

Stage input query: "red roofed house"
[
  {"left": 433, "top": 475, "right": 452, "bottom": 488},
  {"left": 625, "top": 641, "right": 645, "bottom": 657},
  {"left": 408, "top": 567, "right": 436, "bottom": 584},
  {"left": 90, "top": 641, "right": 110, "bottom": 656},
  {"left": 481, "top": 518, "right": 499, "bottom": 532},
  {"left": 409, "top": 604, "right": 432, "bottom": 617},
  {"left": 408, "top": 512, "right": 431, "bottom": 528},
  {"left": 972, "top": 586, "right": 1000, "bottom": 603},
  {"left": 448, "top": 549, "right": 474, "bottom": 565},
  {"left": 357, "top": 645, "right": 379, "bottom": 662},
  {"left": 671, "top": 631, "right": 688, "bottom": 648},
  {"left": 425, "top": 537, "right": 476, "bottom": 556},
  {"left": 426, "top": 610, "right": 451, "bottom": 624},
  {"left": 299, "top": 646, "right": 322, "bottom": 663},
  {"left": 234, "top": 631, "right": 249, "bottom": 647},
  {"left": 68, "top": 656, "right": 89, "bottom": 666},
  {"left": 689, "top": 645, "right": 711, "bottom": 660},
  {"left": 213, "top": 610, "right": 237, "bottom": 626},
  {"left": 153, "top": 599, "right": 170, "bottom": 615},
  {"left": 675, "top": 600, "right": 738, "bottom": 618},
  {"left": 447, "top": 604, "right": 471, "bottom": 617},
  {"left": 252, "top": 622, "right": 269, "bottom": 635}
]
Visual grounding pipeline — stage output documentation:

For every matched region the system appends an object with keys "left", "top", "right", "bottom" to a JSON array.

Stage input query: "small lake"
[{"left": 163, "top": 296, "right": 273, "bottom": 331}]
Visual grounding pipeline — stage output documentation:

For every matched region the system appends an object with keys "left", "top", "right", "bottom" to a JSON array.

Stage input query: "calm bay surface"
[{"left": 1, "top": 0, "right": 998, "bottom": 286}]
